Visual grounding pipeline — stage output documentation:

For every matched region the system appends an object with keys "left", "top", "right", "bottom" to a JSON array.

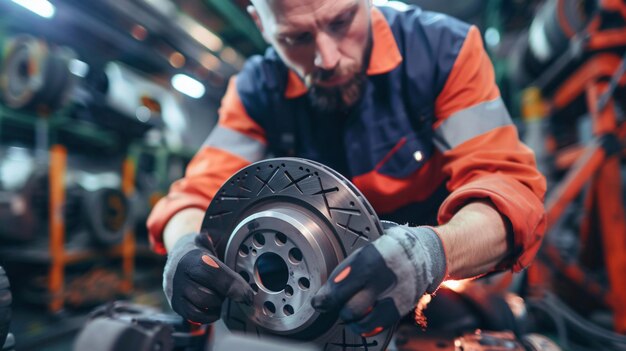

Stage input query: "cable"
[
  {"left": 526, "top": 300, "right": 570, "bottom": 350},
  {"left": 527, "top": 292, "right": 626, "bottom": 350},
  {"left": 542, "top": 294, "right": 626, "bottom": 349}
]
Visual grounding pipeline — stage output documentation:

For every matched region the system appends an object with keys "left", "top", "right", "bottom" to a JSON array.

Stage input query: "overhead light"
[
  {"left": 485, "top": 27, "right": 501, "bottom": 48},
  {"left": 11, "top": 0, "right": 55, "bottom": 18},
  {"left": 131, "top": 24, "right": 148, "bottom": 41},
  {"left": 135, "top": 106, "right": 152, "bottom": 122},
  {"left": 68, "top": 59, "right": 90, "bottom": 78},
  {"left": 220, "top": 47, "right": 243, "bottom": 68},
  {"left": 201, "top": 53, "right": 220, "bottom": 71},
  {"left": 178, "top": 14, "right": 223, "bottom": 52},
  {"left": 169, "top": 52, "right": 186, "bottom": 68},
  {"left": 171, "top": 74, "right": 205, "bottom": 99}
]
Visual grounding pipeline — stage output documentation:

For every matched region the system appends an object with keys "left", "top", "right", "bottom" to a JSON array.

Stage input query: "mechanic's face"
[{"left": 250, "top": 0, "right": 372, "bottom": 112}]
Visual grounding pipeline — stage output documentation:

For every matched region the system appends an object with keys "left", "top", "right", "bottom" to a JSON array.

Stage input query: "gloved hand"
[
  {"left": 311, "top": 222, "right": 447, "bottom": 336},
  {"left": 163, "top": 232, "right": 254, "bottom": 324}
]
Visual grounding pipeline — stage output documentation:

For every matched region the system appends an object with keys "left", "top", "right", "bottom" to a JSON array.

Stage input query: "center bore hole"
[
  {"left": 255, "top": 252, "right": 289, "bottom": 292},
  {"left": 18, "top": 61, "right": 29, "bottom": 79}
]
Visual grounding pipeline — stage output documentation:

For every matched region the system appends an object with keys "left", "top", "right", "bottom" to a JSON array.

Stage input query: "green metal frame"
[
  {"left": 0, "top": 105, "right": 120, "bottom": 151},
  {"left": 203, "top": 0, "right": 267, "bottom": 53}
]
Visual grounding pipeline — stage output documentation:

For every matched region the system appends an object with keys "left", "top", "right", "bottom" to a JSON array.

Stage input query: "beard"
[
  {"left": 307, "top": 72, "right": 367, "bottom": 113},
  {"left": 305, "top": 33, "right": 372, "bottom": 114}
]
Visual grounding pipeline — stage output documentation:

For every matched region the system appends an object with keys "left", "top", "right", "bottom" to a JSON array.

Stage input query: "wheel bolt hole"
[
  {"left": 251, "top": 283, "right": 259, "bottom": 293},
  {"left": 288, "top": 248, "right": 303, "bottom": 264},
  {"left": 283, "top": 304, "right": 294, "bottom": 316},
  {"left": 239, "top": 245, "right": 249, "bottom": 257},
  {"left": 284, "top": 285, "right": 294, "bottom": 297},
  {"left": 253, "top": 233, "right": 266, "bottom": 247},
  {"left": 298, "top": 277, "right": 310, "bottom": 290},
  {"left": 263, "top": 301, "right": 276, "bottom": 316},
  {"left": 275, "top": 232, "right": 287, "bottom": 245}
]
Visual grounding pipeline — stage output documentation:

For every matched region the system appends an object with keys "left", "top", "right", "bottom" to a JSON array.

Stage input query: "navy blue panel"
[
  {"left": 235, "top": 50, "right": 280, "bottom": 125},
  {"left": 378, "top": 5, "right": 470, "bottom": 97}
]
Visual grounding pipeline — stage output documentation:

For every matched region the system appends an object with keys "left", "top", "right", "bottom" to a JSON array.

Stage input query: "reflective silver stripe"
[
  {"left": 433, "top": 97, "right": 513, "bottom": 151},
  {"left": 203, "top": 125, "right": 266, "bottom": 163}
]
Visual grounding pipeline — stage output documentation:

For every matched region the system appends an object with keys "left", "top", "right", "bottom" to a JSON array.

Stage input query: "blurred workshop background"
[{"left": 0, "top": 0, "right": 625, "bottom": 350}]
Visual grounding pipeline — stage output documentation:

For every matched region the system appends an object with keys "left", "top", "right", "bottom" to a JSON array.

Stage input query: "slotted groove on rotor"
[
  {"left": 203, "top": 158, "right": 392, "bottom": 350},
  {"left": 281, "top": 171, "right": 311, "bottom": 194}
]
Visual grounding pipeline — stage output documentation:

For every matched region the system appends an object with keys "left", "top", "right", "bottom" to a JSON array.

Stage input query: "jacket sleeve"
[
  {"left": 146, "top": 77, "right": 267, "bottom": 254},
  {"left": 434, "top": 26, "right": 547, "bottom": 272}
]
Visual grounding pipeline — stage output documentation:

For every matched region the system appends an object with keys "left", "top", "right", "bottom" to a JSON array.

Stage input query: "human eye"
[
  {"left": 329, "top": 11, "right": 355, "bottom": 33},
  {"left": 281, "top": 32, "right": 313, "bottom": 46}
]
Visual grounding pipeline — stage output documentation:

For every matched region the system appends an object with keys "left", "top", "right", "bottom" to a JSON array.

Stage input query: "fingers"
[
  {"left": 172, "top": 279, "right": 223, "bottom": 324},
  {"left": 347, "top": 297, "right": 401, "bottom": 336},
  {"left": 312, "top": 244, "right": 392, "bottom": 313},
  {"left": 311, "top": 253, "right": 366, "bottom": 313},
  {"left": 185, "top": 253, "right": 254, "bottom": 305},
  {"left": 339, "top": 289, "right": 377, "bottom": 323},
  {"left": 175, "top": 297, "right": 222, "bottom": 325}
]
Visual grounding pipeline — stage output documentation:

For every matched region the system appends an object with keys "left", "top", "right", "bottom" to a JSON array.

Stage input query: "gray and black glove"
[
  {"left": 311, "top": 222, "right": 447, "bottom": 336},
  {"left": 163, "top": 232, "right": 254, "bottom": 324}
]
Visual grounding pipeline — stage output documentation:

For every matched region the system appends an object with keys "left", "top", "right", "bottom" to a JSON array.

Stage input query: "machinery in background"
[
  {"left": 0, "top": 145, "right": 136, "bottom": 313},
  {"left": 73, "top": 302, "right": 210, "bottom": 351},
  {"left": 0, "top": 32, "right": 188, "bottom": 314},
  {"left": 0, "top": 33, "right": 190, "bottom": 153},
  {"left": 128, "top": 142, "right": 192, "bottom": 251},
  {"left": 0, "top": 266, "right": 14, "bottom": 351},
  {"left": 0, "top": 147, "right": 130, "bottom": 247},
  {"left": 72, "top": 61, "right": 177, "bottom": 142},
  {"left": 512, "top": 0, "right": 626, "bottom": 340},
  {"left": 0, "top": 35, "right": 78, "bottom": 116}
]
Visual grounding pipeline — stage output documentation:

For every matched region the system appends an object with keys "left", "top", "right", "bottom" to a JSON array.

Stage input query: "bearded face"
[
  {"left": 249, "top": 0, "right": 373, "bottom": 113},
  {"left": 305, "top": 34, "right": 371, "bottom": 113}
]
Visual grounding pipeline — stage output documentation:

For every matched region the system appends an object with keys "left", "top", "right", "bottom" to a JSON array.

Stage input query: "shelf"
[
  {"left": 0, "top": 105, "right": 123, "bottom": 153},
  {"left": 0, "top": 242, "right": 128, "bottom": 265}
]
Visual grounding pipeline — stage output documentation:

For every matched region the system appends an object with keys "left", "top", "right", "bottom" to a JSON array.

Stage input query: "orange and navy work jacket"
[{"left": 148, "top": 5, "right": 546, "bottom": 272}]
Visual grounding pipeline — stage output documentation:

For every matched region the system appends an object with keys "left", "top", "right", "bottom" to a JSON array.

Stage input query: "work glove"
[
  {"left": 311, "top": 222, "right": 447, "bottom": 336},
  {"left": 163, "top": 232, "right": 254, "bottom": 324}
]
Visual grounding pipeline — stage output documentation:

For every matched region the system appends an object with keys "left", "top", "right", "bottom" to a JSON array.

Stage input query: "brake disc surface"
[{"left": 202, "top": 158, "right": 394, "bottom": 350}]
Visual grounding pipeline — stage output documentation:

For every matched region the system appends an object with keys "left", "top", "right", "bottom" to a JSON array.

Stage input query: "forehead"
[{"left": 257, "top": 0, "right": 360, "bottom": 29}]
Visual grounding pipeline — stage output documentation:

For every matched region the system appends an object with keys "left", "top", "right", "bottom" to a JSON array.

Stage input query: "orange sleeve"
[
  {"left": 434, "top": 26, "right": 547, "bottom": 272},
  {"left": 146, "top": 77, "right": 267, "bottom": 254}
]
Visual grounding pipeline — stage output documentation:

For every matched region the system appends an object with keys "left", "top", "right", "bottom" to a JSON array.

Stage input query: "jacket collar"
[{"left": 284, "top": 6, "right": 403, "bottom": 99}]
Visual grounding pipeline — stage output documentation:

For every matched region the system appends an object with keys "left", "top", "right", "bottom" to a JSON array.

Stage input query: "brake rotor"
[{"left": 202, "top": 158, "right": 394, "bottom": 350}]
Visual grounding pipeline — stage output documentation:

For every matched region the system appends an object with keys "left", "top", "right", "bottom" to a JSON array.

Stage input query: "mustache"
[{"left": 305, "top": 65, "right": 358, "bottom": 86}]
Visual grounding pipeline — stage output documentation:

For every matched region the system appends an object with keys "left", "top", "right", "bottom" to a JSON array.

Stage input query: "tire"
[
  {"left": 83, "top": 188, "right": 130, "bottom": 247},
  {"left": 0, "top": 266, "right": 11, "bottom": 348}
]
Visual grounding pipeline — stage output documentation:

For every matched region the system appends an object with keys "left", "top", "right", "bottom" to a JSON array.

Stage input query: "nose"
[{"left": 314, "top": 32, "right": 340, "bottom": 71}]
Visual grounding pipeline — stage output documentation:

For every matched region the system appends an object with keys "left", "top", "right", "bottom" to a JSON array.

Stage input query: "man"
[{"left": 149, "top": 0, "right": 546, "bottom": 337}]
